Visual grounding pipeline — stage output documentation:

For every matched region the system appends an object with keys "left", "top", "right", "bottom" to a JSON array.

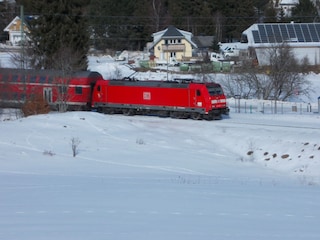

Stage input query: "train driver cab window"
[
  {"left": 196, "top": 90, "right": 201, "bottom": 96},
  {"left": 75, "top": 86, "right": 82, "bottom": 95},
  {"left": 97, "top": 85, "right": 101, "bottom": 91},
  {"left": 208, "top": 86, "right": 223, "bottom": 96}
]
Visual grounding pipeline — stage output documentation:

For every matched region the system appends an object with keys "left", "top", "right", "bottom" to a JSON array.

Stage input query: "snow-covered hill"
[
  {"left": 0, "top": 111, "right": 320, "bottom": 240},
  {"left": 1, "top": 52, "right": 320, "bottom": 239}
]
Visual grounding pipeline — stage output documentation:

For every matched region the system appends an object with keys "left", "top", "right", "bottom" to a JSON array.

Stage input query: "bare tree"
[
  {"left": 151, "top": 0, "right": 163, "bottom": 31},
  {"left": 224, "top": 43, "right": 312, "bottom": 101},
  {"left": 71, "top": 137, "right": 81, "bottom": 157},
  {"left": 9, "top": 46, "right": 32, "bottom": 69},
  {"left": 51, "top": 46, "right": 83, "bottom": 112},
  {"left": 266, "top": 43, "right": 311, "bottom": 101}
]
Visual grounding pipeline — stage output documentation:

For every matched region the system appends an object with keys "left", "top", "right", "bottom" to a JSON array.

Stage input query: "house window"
[{"left": 167, "top": 39, "right": 181, "bottom": 44}]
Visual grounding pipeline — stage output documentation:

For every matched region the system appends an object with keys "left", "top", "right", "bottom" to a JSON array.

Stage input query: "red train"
[
  {"left": 0, "top": 68, "right": 103, "bottom": 110},
  {"left": 0, "top": 68, "right": 229, "bottom": 120}
]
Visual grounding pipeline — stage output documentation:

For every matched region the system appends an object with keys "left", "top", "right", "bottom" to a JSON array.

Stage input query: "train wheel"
[
  {"left": 170, "top": 111, "right": 179, "bottom": 119},
  {"left": 191, "top": 112, "right": 202, "bottom": 120},
  {"left": 104, "top": 108, "right": 115, "bottom": 114},
  {"left": 123, "top": 108, "right": 135, "bottom": 116},
  {"left": 203, "top": 114, "right": 214, "bottom": 120}
]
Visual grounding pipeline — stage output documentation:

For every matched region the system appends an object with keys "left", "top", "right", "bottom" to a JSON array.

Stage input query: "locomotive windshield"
[{"left": 207, "top": 85, "right": 224, "bottom": 96}]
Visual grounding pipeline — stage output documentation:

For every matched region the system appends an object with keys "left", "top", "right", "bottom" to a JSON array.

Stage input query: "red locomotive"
[
  {"left": 0, "top": 68, "right": 229, "bottom": 120},
  {"left": 92, "top": 78, "right": 229, "bottom": 120}
]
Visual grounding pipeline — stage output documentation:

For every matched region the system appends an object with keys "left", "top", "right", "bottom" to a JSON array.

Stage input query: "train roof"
[
  {"left": 107, "top": 78, "right": 221, "bottom": 88},
  {"left": 0, "top": 68, "right": 102, "bottom": 79}
]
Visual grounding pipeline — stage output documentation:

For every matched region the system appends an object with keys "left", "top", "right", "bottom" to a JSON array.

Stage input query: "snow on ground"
[
  {"left": 0, "top": 112, "right": 320, "bottom": 240},
  {"left": 0, "top": 52, "right": 320, "bottom": 239}
]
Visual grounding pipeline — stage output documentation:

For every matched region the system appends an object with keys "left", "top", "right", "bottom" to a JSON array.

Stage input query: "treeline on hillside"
[
  {"left": 2, "top": 0, "right": 318, "bottom": 70},
  {"left": 14, "top": 0, "right": 319, "bottom": 52}
]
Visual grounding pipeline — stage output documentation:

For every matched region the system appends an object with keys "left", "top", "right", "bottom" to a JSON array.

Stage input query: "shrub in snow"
[
  {"left": 43, "top": 150, "right": 55, "bottom": 156},
  {"left": 136, "top": 138, "right": 145, "bottom": 145},
  {"left": 71, "top": 137, "right": 81, "bottom": 157},
  {"left": 21, "top": 95, "right": 50, "bottom": 117}
]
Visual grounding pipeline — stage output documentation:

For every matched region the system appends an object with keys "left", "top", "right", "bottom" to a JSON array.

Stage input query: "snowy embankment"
[
  {"left": 1, "top": 53, "right": 320, "bottom": 239},
  {"left": 0, "top": 111, "right": 320, "bottom": 240}
]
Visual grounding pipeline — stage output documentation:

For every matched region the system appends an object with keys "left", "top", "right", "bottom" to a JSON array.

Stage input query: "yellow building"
[{"left": 151, "top": 26, "right": 197, "bottom": 64}]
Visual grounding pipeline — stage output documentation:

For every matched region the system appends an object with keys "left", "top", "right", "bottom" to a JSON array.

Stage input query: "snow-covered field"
[
  {"left": 1, "top": 111, "right": 320, "bottom": 240},
  {"left": 0, "top": 52, "right": 320, "bottom": 239}
]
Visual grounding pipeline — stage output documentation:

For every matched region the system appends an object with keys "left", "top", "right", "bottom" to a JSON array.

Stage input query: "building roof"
[
  {"left": 192, "top": 36, "right": 214, "bottom": 48},
  {"left": 279, "top": 0, "right": 299, "bottom": 5},
  {"left": 243, "top": 23, "right": 320, "bottom": 45},
  {"left": 162, "top": 25, "right": 184, "bottom": 38},
  {"left": 4, "top": 16, "right": 30, "bottom": 32},
  {"left": 151, "top": 26, "right": 197, "bottom": 49}
]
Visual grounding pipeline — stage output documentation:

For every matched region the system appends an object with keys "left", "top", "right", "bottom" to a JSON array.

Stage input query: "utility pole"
[{"left": 20, "top": 5, "right": 24, "bottom": 69}]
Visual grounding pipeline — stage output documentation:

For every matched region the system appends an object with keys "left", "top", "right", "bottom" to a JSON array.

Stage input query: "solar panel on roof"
[
  {"left": 251, "top": 23, "right": 320, "bottom": 44},
  {"left": 252, "top": 30, "right": 261, "bottom": 43},
  {"left": 279, "top": 24, "right": 289, "bottom": 41},
  {"left": 265, "top": 25, "right": 275, "bottom": 43},
  {"left": 287, "top": 24, "right": 296, "bottom": 39},
  {"left": 308, "top": 24, "right": 319, "bottom": 41},
  {"left": 293, "top": 25, "right": 304, "bottom": 42},
  {"left": 301, "top": 24, "right": 312, "bottom": 42},
  {"left": 314, "top": 24, "right": 320, "bottom": 41},
  {"left": 258, "top": 25, "right": 268, "bottom": 43},
  {"left": 272, "top": 25, "right": 283, "bottom": 42}
]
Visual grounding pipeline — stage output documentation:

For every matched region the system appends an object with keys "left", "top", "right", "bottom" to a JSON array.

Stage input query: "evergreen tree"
[
  {"left": 253, "top": 0, "right": 276, "bottom": 22},
  {"left": 0, "top": 0, "right": 17, "bottom": 42},
  {"left": 89, "top": 0, "right": 109, "bottom": 50},
  {"left": 263, "top": 1, "right": 278, "bottom": 23},
  {"left": 291, "top": 0, "right": 318, "bottom": 23},
  {"left": 20, "top": 0, "right": 90, "bottom": 70},
  {"left": 219, "top": 0, "right": 256, "bottom": 42},
  {"left": 149, "top": 0, "right": 169, "bottom": 32},
  {"left": 130, "top": 0, "right": 153, "bottom": 50}
]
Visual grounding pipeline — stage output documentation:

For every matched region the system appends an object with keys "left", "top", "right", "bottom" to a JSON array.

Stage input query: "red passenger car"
[
  {"left": 0, "top": 68, "right": 103, "bottom": 110},
  {"left": 92, "top": 79, "right": 229, "bottom": 120}
]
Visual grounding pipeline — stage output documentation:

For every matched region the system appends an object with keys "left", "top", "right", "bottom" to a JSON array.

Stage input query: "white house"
[
  {"left": 277, "top": 0, "right": 299, "bottom": 17},
  {"left": 4, "top": 16, "right": 29, "bottom": 46},
  {"left": 242, "top": 22, "right": 320, "bottom": 65}
]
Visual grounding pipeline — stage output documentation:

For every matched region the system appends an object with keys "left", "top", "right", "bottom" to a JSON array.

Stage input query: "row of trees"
[
  {"left": 0, "top": 0, "right": 318, "bottom": 72},
  {"left": 10, "top": 0, "right": 319, "bottom": 56}
]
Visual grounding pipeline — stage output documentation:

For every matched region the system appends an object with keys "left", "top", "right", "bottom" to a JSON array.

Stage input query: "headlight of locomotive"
[{"left": 211, "top": 99, "right": 226, "bottom": 104}]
